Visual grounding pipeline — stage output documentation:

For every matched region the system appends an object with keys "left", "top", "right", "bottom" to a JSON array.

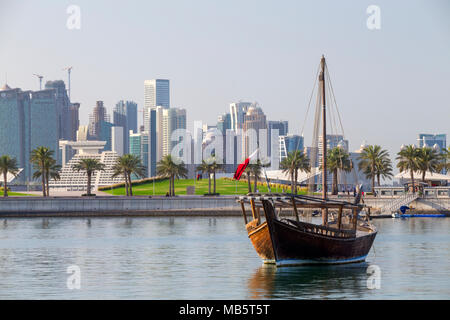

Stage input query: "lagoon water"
[{"left": 0, "top": 216, "right": 449, "bottom": 299}]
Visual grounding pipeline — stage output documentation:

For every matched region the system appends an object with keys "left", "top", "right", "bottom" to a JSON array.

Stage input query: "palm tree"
[
  {"left": 0, "top": 155, "right": 19, "bottom": 197},
  {"left": 396, "top": 145, "right": 420, "bottom": 193},
  {"left": 112, "top": 154, "right": 146, "bottom": 196},
  {"left": 72, "top": 158, "right": 106, "bottom": 196},
  {"left": 438, "top": 147, "right": 450, "bottom": 172},
  {"left": 30, "top": 146, "right": 55, "bottom": 197},
  {"left": 375, "top": 156, "right": 393, "bottom": 186},
  {"left": 280, "top": 150, "right": 310, "bottom": 194},
  {"left": 417, "top": 147, "right": 440, "bottom": 183},
  {"left": 43, "top": 158, "right": 61, "bottom": 197},
  {"left": 248, "top": 159, "right": 270, "bottom": 193},
  {"left": 326, "top": 147, "right": 351, "bottom": 195},
  {"left": 197, "top": 157, "right": 222, "bottom": 195},
  {"left": 358, "top": 145, "right": 392, "bottom": 191},
  {"left": 156, "top": 155, "right": 187, "bottom": 196}
]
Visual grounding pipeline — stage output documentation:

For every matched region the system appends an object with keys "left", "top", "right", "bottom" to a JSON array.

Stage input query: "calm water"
[{"left": 0, "top": 216, "right": 449, "bottom": 299}]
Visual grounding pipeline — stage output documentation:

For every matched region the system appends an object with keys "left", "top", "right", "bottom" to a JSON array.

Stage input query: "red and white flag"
[{"left": 233, "top": 149, "right": 258, "bottom": 180}]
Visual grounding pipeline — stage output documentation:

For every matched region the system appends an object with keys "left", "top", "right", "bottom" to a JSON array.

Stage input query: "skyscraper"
[
  {"left": 129, "top": 131, "right": 149, "bottom": 178},
  {"left": 279, "top": 134, "right": 304, "bottom": 160},
  {"left": 144, "top": 79, "right": 170, "bottom": 109},
  {"left": 113, "top": 100, "right": 137, "bottom": 155},
  {"left": 242, "top": 105, "right": 267, "bottom": 158},
  {"left": 268, "top": 120, "right": 289, "bottom": 156},
  {"left": 160, "top": 107, "right": 186, "bottom": 160},
  {"left": 89, "top": 101, "right": 109, "bottom": 140},
  {"left": 0, "top": 83, "right": 59, "bottom": 181},
  {"left": 217, "top": 113, "right": 231, "bottom": 135},
  {"left": 44, "top": 80, "right": 71, "bottom": 141},
  {"left": 68, "top": 103, "right": 80, "bottom": 141},
  {"left": 142, "top": 107, "right": 157, "bottom": 177},
  {"left": 230, "top": 101, "right": 252, "bottom": 131}
]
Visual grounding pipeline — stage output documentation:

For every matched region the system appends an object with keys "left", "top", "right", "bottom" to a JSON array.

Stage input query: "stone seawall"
[
  {"left": 0, "top": 196, "right": 243, "bottom": 217},
  {"left": 0, "top": 195, "right": 448, "bottom": 217}
]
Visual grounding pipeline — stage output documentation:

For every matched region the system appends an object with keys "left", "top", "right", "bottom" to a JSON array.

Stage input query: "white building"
[
  {"left": 111, "top": 126, "right": 124, "bottom": 156},
  {"left": 49, "top": 141, "right": 124, "bottom": 191}
]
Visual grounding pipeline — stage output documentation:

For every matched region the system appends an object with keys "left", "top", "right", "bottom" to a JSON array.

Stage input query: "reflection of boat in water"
[
  {"left": 247, "top": 262, "right": 369, "bottom": 299},
  {"left": 237, "top": 56, "right": 377, "bottom": 267}
]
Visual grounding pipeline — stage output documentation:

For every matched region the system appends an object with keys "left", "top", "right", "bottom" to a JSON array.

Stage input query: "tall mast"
[{"left": 319, "top": 55, "right": 328, "bottom": 225}]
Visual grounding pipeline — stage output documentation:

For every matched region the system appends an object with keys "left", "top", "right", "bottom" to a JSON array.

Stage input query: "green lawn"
[
  {"left": 102, "top": 178, "right": 295, "bottom": 196},
  {"left": 4, "top": 192, "right": 37, "bottom": 197}
]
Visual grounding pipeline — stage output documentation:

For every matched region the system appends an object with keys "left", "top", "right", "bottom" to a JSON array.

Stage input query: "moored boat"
[
  {"left": 237, "top": 55, "right": 378, "bottom": 267},
  {"left": 238, "top": 193, "right": 377, "bottom": 266}
]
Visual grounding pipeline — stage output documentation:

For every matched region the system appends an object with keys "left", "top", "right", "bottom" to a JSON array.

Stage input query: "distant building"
[
  {"left": 142, "top": 108, "right": 157, "bottom": 177},
  {"left": 217, "top": 113, "right": 231, "bottom": 135},
  {"left": 242, "top": 105, "right": 267, "bottom": 158},
  {"left": 230, "top": 101, "right": 252, "bottom": 131},
  {"left": 68, "top": 103, "right": 80, "bottom": 141},
  {"left": 44, "top": 80, "right": 72, "bottom": 141},
  {"left": 111, "top": 126, "right": 124, "bottom": 156},
  {"left": 113, "top": 100, "right": 137, "bottom": 155},
  {"left": 318, "top": 134, "right": 349, "bottom": 164},
  {"left": 268, "top": 120, "right": 288, "bottom": 156},
  {"left": 279, "top": 134, "right": 304, "bottom": 160},
  {"left": 417, "top": 133, "right": 446, "bottom": 151},
  {"left": 144, "top": 79, "right": 170, "bottom": 109},
  {"left": 76, "top": 125, "right": 89, "bottom": 141},
  {"left": 88, "top": 101, "right": 110, "bottom": 140},
  {"left": 161, "top": 107, "right": 186, "bottom": 160},
  {"left": 129, "top": 131, "right": 149, "bottom": 179},
  {"left": 0, "top": 83, "right": 59, "bottom": 181},
  {"left": 49, "top": 141, "right": 124, "bottom": 191},
  {"left": 99, "top": 121, "right": 114, "bottom": 151}
]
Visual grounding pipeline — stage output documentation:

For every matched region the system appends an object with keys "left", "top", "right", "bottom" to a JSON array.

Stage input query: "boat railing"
[{"left": 286, "top": 219, "right": 356, "bottom": 239}]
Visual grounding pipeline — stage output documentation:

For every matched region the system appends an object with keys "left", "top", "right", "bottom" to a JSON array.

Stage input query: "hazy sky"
[{"left": 1, "top": 0, "right": 449, "bottom": 161}]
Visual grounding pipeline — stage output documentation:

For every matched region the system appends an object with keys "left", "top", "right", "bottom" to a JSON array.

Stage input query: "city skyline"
[{"left": 1, "top": 0, "right": 449, "bottom": 162}]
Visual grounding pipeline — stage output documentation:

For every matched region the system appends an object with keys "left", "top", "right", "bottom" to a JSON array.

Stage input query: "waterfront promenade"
[{"left": 0, "top": 194, "right": 449, "bottom": 217}]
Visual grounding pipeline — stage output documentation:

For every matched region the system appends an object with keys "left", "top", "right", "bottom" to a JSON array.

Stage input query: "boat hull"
[
  {"left": 261, "top": 200, "right": 377, "bottom": 267},
  {"left": 246, "top": 220, "right": 275, "bottom": 262}
]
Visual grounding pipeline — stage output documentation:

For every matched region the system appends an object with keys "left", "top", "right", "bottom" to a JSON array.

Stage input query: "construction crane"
[
  {"left": 33, "top": 74, "right": 43, "bottom": 90},
  {"left": 63, "top": 66, "right": 73, "bottom": 101}
]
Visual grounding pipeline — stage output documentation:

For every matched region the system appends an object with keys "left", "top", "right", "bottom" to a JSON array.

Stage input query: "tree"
[
  {"left": 156, "top": 155, "right": 187, "bottom": 196},
  {"left": 112, "top": 154, "right": 146, "bottom": 196},
  {"left": 417, "top": 147, "right": 440, "bottom": 183},
  {"left": 0, "top": 155, "right": 19, "bottom": 197},
  {"left": 326, "top": 147, "right": 351, "bottom": 195},
  {"left": 438, "top": 147, "right": 450, "bottom": 172},
  {"left": 30, "top": 146, "right": 55, "bottom": 197},
  {"left": 196, "top": 157, "right": 222, "bottom": 195},
  {"left": 72, "top": 158, "right": 106, "bottom": 196},
  {"left": 280, "top": 150, "right": 310, "bottom": 194},
  {"left": 396, "top": 145, "right": 420, "bottom": 193},
  {"left": 248, "top": 159, "right": 270, "bottom": 193},
  {"left": 358, "top": 145, "right": 392, "bottom": 191},
  {"left": 44, "top": 158, "right": 61, "bottom": 197}
]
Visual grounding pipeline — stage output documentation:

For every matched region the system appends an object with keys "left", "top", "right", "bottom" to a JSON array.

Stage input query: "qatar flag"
[{"left": 233, "top": 149, "right": 258, "bottom": 180}]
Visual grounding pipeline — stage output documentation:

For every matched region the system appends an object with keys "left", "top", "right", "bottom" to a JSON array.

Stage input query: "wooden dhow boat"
[
  {"left": 237, "top": 55, "right": 377, "bottom": 266},
  {"left": 238, "top": 193, "right": 377, "bottom": 266}
]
